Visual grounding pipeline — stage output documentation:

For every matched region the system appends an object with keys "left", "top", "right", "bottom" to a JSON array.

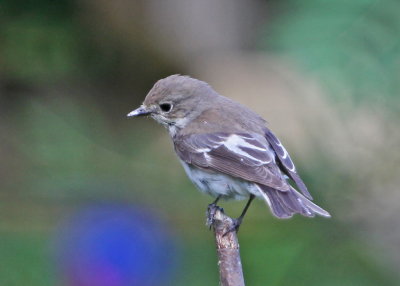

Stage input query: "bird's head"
[{"left": 127, "top": 75, "right": 213, "bottom": 128}]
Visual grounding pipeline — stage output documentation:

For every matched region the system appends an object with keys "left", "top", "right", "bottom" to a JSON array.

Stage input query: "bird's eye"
[{"left": 159, "top": 103, "right": 172, "bottom": 112}]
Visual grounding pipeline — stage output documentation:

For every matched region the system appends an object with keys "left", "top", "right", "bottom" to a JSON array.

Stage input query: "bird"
[{"left": 127, "top": 75, "right": 330, "bottom": 231}]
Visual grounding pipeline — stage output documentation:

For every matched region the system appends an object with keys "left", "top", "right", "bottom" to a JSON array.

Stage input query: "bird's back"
[{"left": 180, "top": 94, "right": 267, "bottom": 136}]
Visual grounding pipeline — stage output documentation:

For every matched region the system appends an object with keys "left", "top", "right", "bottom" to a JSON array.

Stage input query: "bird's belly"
[{"left": 179, "top": 160, "right": 260, "bottom": 200}]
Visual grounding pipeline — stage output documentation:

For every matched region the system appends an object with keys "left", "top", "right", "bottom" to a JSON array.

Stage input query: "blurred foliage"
[
  {"left": 0, "top": 0, "right": 174, "bottom": 86},
  {"left": 0, "top": 0, "right": 80, "bottom": 81},
  {"left": 264, "top": 0, "right": 400, "bottom": 108},
  {"left": 1, "top": 18, "right": 79, "bottom": 80},
  {"left": 0, "top": 233, "right": 55, "bottom": 285}
]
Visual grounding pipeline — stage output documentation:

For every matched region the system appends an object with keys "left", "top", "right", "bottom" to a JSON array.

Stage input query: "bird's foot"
[
  {"left": 222, "top": 217, "right": 243, "bottom": 237},
  {"left": 206, "top": 203, "right": 223, "bottom": 229}
]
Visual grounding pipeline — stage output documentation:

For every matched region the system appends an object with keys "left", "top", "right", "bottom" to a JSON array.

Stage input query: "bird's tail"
[{"left": 258, "top": 185, "right": 331, "bottom": 219}]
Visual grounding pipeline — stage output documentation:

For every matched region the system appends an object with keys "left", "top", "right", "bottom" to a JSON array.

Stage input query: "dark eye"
[{"left": 159, "top": 103, "right": 172, "bottom": 112}]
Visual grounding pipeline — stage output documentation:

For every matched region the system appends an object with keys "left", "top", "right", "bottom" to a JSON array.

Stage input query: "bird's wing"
[
  {"left": 174, "top": 133, "right": 290, "bottom": 192},
  {"left": 264, "top": 129, "right": 312, "bottom": 199}
]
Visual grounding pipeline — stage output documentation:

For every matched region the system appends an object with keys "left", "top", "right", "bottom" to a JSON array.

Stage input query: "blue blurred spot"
[{"left": 55, "top": 204, "right": 178, "bottom": 286}]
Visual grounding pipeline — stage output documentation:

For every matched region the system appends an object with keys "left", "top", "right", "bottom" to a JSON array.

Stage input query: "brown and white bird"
[{"left": 128, "top": 75, "right": 330, "bottom": 229}]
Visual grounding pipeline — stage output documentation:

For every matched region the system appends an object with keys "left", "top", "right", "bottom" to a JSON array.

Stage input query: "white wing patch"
[
  {"left": 222, "top": 134, "right": 274, "bottom": 164},
  {"left": 275, "top": 138, "right": 296, "bottom": 172},
  {"left": 278, "top": 141, "right": 296, "bottom": 172},
  {"left": 189, "top": 133, "right": 274, "bottom": 165},
  {"left": 224, "top": 134, "right": 265, "bottom": 151},
  {"left": 196, "top": 147, "right": 212, "bottom": 152},
  {"left": 203, "top": 152, "right": 211, "bottom": 162},
  {"left": 279, "top": 142, "right": 288, "bottom": 159},
  {"left": 265, "top": 130, "right": 298, "bottom": 173}
]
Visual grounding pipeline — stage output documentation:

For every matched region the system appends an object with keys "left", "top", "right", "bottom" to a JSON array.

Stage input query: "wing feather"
[
  {"left": 264, "top": 129, "right": 313, "bottom": 199},
  {"left": 174, "top": 133, "right": 290, "bottom": 192}
]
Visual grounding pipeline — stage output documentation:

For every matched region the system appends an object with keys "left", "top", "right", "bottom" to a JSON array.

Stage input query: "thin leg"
[
  {"left": 223, "top": 194, "right": 255, "bottom": 236},
  {"left": 238, "top": 194, "right": 255, "bottom": 221},
  {"left": 210, "top": 195, "right": 221, "bottom": 206}
]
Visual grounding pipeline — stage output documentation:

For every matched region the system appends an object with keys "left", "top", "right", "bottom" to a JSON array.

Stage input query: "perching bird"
[{"left": 128, "top": 75, "right": 330, "bottom": 230}]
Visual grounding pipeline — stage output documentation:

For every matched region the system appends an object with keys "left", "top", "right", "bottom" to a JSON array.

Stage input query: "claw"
[
  {"left": 222, "top": 217, "right": 243, "bottom": 237},
  {"left": 206, "top": 196, "right": 222, "bottom": 229},
  {"left": 206, "top": 203, "right": 223, "bottom": 229}
]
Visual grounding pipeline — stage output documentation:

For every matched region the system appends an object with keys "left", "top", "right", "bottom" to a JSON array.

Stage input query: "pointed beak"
[{"left": 127, "top": 105, "right": 151, "bottom": 117}]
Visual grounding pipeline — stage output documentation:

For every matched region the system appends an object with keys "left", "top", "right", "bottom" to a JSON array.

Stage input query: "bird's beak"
[{"left": 127, "top": 105, "right": 151, "bottom": 117}]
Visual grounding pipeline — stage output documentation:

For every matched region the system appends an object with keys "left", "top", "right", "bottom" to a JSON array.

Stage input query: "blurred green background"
[{"left": 1, "top": 0, "right": 400, "bottom": 285}]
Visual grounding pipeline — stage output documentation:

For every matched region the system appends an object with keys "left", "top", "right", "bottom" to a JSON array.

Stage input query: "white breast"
[{"left": 179, "top": 160, "right": 261, "bottom": 200}]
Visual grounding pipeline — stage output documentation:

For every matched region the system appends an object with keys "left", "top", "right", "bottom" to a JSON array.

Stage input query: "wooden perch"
[{"left": 207, "top": 205, "right": 245, "bottom": 286}]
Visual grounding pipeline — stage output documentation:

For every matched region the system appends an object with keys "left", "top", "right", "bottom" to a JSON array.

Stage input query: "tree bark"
[{"left": 207, "top": 205, "right": 245, "bottom": 286}]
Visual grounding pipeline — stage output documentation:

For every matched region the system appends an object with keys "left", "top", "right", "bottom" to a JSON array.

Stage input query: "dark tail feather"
[{"left": 258, "top": 185, "right": 331, "bottom": 219}]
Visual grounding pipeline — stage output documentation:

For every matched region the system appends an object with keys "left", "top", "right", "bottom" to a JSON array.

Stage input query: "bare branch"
[{"left": 207, "top": 205, "right": 245, "bottom": 286}]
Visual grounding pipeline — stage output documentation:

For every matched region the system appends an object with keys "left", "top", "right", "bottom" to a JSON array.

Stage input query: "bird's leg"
[
  {"left": 206, "top": 195, "right": 222, "bottom": 228},
  {"left": 223, "top": 194, "right": 255, "bottom": 236},
  {"left": 210, "top": 195, "right": 221, "bottom": 207}
]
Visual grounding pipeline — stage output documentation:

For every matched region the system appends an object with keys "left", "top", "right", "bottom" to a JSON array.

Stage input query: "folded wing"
[{"left": 174, "top": 132, "right": 290, "bottom": 192}]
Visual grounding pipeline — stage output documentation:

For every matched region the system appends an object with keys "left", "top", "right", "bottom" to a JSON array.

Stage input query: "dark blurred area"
[{"left": 1, "top": 0, "right": 400, "bottom": 285}]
